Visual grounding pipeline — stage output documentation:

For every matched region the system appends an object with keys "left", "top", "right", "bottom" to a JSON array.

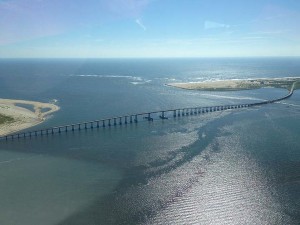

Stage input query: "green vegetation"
[
  {"left": 218, "top": 79, "right": 300, "bottom": 92},
  {"left": 0, "top": 114, "right": 15, "bottom": 125},
  {"left": 293, "top": 81, "right": 300, "bottom": 90}
]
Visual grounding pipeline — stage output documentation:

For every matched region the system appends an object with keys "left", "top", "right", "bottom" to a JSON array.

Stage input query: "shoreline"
[
  {"left": 166, "top": 77, "right": 300, "bottom": 91},
  {"left": 0, "top": 98, "right": 59, "bottom": 136}
]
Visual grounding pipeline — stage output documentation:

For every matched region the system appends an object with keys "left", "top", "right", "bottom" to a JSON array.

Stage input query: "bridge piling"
[
  {"left": 134, "top": 115, "right": 138, "bottom": 123},
  {"left": 3, "top": 85, "right": 294, "bottom": 142}
]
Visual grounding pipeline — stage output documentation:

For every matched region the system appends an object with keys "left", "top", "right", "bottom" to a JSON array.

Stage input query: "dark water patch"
[
  {"left": 41, "top": 107, "right": 51, "bottom": 113},
  {"left": 56, "top": 113, "right": 239, "bottom": 225},
  {"left": 15, "top": 103, "right": 35, "bottom": 112}
]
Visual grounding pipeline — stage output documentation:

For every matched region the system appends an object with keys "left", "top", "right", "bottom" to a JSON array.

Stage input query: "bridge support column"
[
  {"left": 114, "top": 118, "right": 117, "bottom": 126},
  {"left": 72, "top": 125, "right": 75, "bottom": 131},
  {"left": 134, "top": 115, "right": 138, "bottom": 123},
  {"left": 65, "top": 126, "right": 68, "bottom": 132},
  {"left": 125, "top": 116, "right": 128, "bottom": 124},
  {"left": 96, "top": 121, "right": 99, "bottom": 128},
  {"left": 90, "top": 122, "right": 93, "bottom": 129},
  {"left": 58, "top": 128, "right": 61, "bottom": 133},
  {"left": 130, "top": 116, "right": 133, "bottom": 123},
  {"left": 102, "top": 120, "right": 105, "bottom": 127},
  {"left": 119, "top": 118, "right": 122, "bottom": 125},
  {"left": 78, "top": 124, "right": 81, "bottom": 130},
  {"left": 178, "top": 110, "right": 181, "bottom": 117},
  {"left": 173, "top": 110, "right": 176, "bottom": 117},
  {"left": 108, "top": 119, "right": 111, "bottom": 126}
]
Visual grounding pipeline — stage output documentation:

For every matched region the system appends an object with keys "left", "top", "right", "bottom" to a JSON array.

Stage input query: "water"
[{"left": 0, "top": 58, "right": 299, "bottom": 224}]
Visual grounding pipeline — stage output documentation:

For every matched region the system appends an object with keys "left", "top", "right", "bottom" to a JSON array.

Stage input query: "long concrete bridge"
[{"left": 0, "top": 86, "right": 294, "bottom": 141}]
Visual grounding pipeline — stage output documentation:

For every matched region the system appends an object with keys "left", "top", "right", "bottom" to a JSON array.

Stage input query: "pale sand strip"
[
  {"left": 167, "top": 77, "right": 300, "bottom": 91},
  {"left": 0, "top": 98, "right": 59, "bottom": 136},
  {"left": 167, "top": 80, "right": 259, "bottom": 90}
]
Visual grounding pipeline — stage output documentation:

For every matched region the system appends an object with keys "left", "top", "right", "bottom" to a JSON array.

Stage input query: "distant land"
[{"left": 167, "top": 77, "right": 300, "bottom": 91}]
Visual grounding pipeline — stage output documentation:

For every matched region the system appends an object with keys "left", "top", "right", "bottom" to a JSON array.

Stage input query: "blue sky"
[{"left": 0, "top": 0, "right": 300, "bottom": 58}]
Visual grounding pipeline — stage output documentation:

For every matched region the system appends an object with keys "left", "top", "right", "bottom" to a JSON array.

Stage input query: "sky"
[{"left": 0, "top": 0, "right": 300, "bottom": 58}]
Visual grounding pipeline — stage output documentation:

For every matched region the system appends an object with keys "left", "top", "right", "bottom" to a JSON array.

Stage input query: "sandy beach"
[
  {"left": 0, "top": 98, "right": 59, "bottom": 136},
  {"left": 167, "top": 77, "right": 300, "bottom": 91}
]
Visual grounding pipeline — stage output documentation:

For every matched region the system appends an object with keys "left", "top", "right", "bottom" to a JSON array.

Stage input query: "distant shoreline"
[
  {"left": 0, "top": 98, "right": 59, "bottom": 136},
  {"left": 166, "top": 77, "right": 300, "bottom": 91}
]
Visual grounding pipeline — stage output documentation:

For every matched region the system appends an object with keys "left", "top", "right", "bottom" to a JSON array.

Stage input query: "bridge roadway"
[{"left": 0, "top": 87, "right": 294, "bottom": 141}]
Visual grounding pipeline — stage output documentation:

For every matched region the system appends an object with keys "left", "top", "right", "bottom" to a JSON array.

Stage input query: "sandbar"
[
  {"left": 166, "top": 77, "right": 300, "bottom": 91},
  {"left": 0, "top": 98, "right": 59, "bottom": 136}
]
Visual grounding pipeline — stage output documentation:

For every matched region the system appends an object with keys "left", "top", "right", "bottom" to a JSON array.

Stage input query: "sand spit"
[
  {"left": 167, "top": 77, "right": 300, "bottom": 91},
  {"left": 0, "top": 98, "right": 59, "bottom": 136}
]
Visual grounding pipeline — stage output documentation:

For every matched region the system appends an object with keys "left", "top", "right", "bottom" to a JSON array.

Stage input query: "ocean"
[{"left": 0, "top": 58, "right": 299, "bottom": 224}]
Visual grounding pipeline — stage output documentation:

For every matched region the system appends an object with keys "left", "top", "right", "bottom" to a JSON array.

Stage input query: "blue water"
[{"left": 0, "top": 58, "right": 299, "bottom": 224}]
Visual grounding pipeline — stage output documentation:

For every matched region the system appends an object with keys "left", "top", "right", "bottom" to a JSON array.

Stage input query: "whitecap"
[{"left": 71, "top": 74, "right": 143, "bottom": 81}]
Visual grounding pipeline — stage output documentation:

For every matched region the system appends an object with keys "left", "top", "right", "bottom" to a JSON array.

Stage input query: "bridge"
[{"left": 0, "top": 85, "right": 294, "bottom": 141}]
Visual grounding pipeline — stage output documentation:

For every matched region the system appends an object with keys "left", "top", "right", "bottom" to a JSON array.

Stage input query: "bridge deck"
[{"left": 0, "top": 87, "right": 294, "bottom": 141}]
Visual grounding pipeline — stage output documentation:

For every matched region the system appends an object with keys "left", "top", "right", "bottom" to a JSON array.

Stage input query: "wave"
[
  {"left": 201, "top": 93, "right": 264, "bottom": 101},
  {"left": 70, "top": 74, "right": 143, "bottom": 81},
  {"left": 279, "top": 102, "right": 300, "bottom": 107}
]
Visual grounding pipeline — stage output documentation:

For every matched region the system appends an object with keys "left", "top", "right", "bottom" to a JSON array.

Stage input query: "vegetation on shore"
[
  {"left": 0, "top": 114, "right": 15, "bottom": 125},
  {"left": 293, "top": 81, "right": 300, "bottom": 90},
  {"left": 168, "top": 78, "right": 300, "bottom": 92}
]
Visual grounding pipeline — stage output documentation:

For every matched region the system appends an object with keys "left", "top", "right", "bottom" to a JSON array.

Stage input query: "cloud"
[
  {"left": 204, "top": 20, "right": 230, "bottom": 29},
  {"left": 135, "top": 19, "right": 146, "bottom": 30}
]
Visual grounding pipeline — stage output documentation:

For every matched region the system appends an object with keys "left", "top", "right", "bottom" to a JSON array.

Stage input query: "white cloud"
[
  {"left": 204, "top": 20, "right": 230, "bottom": 29},
  {"left": 135, "top": 19, "right": 146, "bottom": 30}
]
